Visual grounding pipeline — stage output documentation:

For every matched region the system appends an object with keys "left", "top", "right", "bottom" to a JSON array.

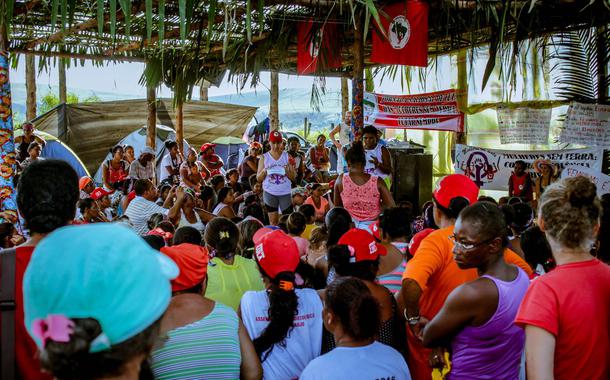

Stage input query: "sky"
[{"left": 8, "top": 58, "right": 436, "bottom": 99}]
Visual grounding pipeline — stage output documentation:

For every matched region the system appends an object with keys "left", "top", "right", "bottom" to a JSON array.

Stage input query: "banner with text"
[
  {"left": 560, "top": 102, "right": 610, "bottom": 147},
  {"left": 454, "top": 144, "right": 603, "bottom": 190},
  {"left": 561, "top": 166, "right": 610, "bottom": 196},
  {"left": 496, "top": 105, "right": 551, "bottom": 144},
  {"left": 363, "top": 90, "right": 464, "bottom": 132}
]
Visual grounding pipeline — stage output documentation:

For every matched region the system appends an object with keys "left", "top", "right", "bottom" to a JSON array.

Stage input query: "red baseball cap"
[
  {"left": 368, "top": 220, "right": 381, "bottom": 241},
  {"left": 200, "top": 143, "right": 216, "bottom": 153},
  {"left": 161, "top": 244, "right": 209, "bottom": 292},
  {"left": 90, "top": 187, "right": 114, "bottom": 200},
  {"left": 269, "top": 131, "right": 283, "bottom": 143},
  {"left": 408, "top": 228, "right": 435, "bottom": 256},
  {"left": 338, "top": 228, "right": 387, "bottom": 263},
  {"left": 432, "top": 174, "right": 479, "bottom": 209},
  {"left": 254, "top": 229, "right": 300, "bottom": 279}
]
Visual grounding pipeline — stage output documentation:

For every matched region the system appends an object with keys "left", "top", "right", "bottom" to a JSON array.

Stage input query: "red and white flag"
[
  {"left": 371, "top": 1, "right": 429, "bottom": 67},
  {"left": 297, "top": 20, "right": 342, "bottom": 75}
]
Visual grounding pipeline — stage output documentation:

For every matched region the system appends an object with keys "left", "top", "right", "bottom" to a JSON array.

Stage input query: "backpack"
[{"left": 0, "top": 247, "right": 16, "bottom": 380}]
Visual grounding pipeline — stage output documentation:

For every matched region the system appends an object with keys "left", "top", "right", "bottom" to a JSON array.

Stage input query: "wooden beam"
[
  {"left": 10, "top": 48, "right": 146, "bottom": 62},
  {"left": 147, "top": 86, "right": 156, "bottom": 150},
  {"left": 269, "top": 71, "right": 279, "bottom": 131},
  {"left": 58, "top": 58, "right": 67, "bottom": 104},
  {"left": 199, "top": 80, "right": 209, "bottom": 101},
  {"left": 176, "top": 103, "right": 184, "bottom": 154},
  {"left": 351, "top": 10, "right": 364, "bottom": 139},
  {"left": 25, "top": 54, "right": 36, "bottom": 120},
  {"left": 26, "top": 17, "right": 102, "bottom": 49},
  {"left": 456, "top": 49, "right": 468, "bottom": 144},
  {"left": 341, "top": 77, "right": 349, "bottom": 119}
]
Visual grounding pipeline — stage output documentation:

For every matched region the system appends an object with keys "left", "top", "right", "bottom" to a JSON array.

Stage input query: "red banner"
[
  {"left": 363, "top": 90, "right": 464, "bottom": 132},
  {"left": 371, "top": 1, "right": 429, "bottom": 67},
  {"left": 297, "top": 20, "right": 342, "bottom": 75}
]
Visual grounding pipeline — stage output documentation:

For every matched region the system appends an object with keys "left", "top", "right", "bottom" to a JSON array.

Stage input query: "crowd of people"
[{"left": 1, "top": 120, "right": 609, "bottom": 380}]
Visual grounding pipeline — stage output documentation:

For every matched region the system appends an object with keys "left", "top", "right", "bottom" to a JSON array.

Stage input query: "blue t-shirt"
[{"left": 300, "top": 341, "right": 412, "bottom": 380}]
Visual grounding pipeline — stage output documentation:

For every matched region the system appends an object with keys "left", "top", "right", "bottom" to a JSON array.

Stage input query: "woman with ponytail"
[
  {"left": 240, "top": 229, "right": 323, "bottom": 379},
  {"left": 300, "top": 277, "right": 411, "bottom": 380},
  {"left": 516, "top": 177, "right": 610, "bottom": 380},
  {"left": 205, "top": 217, "right": 264, "bottom": 311}
]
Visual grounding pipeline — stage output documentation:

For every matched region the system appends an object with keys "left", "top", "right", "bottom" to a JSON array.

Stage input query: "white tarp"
[
  {"left": 561, "top": 165, "right": 610, "bottom": 196},
  {"left": 496, "top": 105, "right": 551, "bottom": 144}
]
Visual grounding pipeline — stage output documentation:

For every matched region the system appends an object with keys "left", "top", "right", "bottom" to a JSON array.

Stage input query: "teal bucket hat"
[{"left": 23, "top": 224, "right": 178, "bottom": 352}]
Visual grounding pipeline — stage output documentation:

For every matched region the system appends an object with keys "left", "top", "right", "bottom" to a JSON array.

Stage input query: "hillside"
[{"left": 11, "top": 83, "right": 344, "bottom": 132}]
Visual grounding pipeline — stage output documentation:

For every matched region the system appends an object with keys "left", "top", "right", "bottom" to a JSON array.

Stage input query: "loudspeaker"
[{"left": 389, "top": 150, "right": 433, "bottom": 211}]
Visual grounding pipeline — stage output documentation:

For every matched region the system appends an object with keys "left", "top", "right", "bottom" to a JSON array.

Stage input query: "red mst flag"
[
  {"left": 297, "top": 20, "right": 342, "bottom": 75},
  {"left": 371, "top": 1, "right": 429, "bottom": 67}
]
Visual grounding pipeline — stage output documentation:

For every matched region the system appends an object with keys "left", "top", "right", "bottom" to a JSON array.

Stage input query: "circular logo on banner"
[
  {"left": 309, "top": 30, "right": 323, "bottom": 58},
  {"left": 388, "top": 16, "right": 411, "bottom": 49}
]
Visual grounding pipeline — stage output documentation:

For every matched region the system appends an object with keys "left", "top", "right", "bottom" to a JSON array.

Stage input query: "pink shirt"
[
  {"left": 340, "top": 174, "right": 381, "bottom": 221},
  {"left": 292, "top": 236, "right": 310, "bottom": 258},
  {"left": 304, "top": 196, "right": 328, "bottom": 221}
]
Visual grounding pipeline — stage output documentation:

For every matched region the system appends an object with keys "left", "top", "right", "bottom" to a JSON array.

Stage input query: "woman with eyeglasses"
[
  {"left": 400, "top": 175, "right": 532, "bottom": 380},
  {"left": 422, "top": 202, "right": 530, "bottom": 380}
]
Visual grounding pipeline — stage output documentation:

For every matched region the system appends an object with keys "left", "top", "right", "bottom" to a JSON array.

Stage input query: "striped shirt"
[
  {"left": 150, "top": 303, "right": 241, "bottom": 380},
  {"left": 376, "top": 243, "right": 409, "bottom": 294},
  {"left": 124, "top": 196, "right": 169, "bottom": 235}
]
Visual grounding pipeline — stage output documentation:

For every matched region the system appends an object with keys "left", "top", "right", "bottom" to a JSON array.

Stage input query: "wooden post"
[
  {"left": 199, "top": 79, "right": 209, "bottom": 101},
  {"left": 351, "top": 10, "right": 364, "bottom": 140},
  {"left": 146, "top": 85, "right": 156, "bottom": 149},
  {"left": 176, "top": 103, "right": 184, "bottom": 154},
  {"left": 58, "top": 58, "right": 67, "bottom": 104},
  {"left": 269, "top": 71, "right": 279, "bottom": 131},
  {"left": 303, "top": 117, "right": 308, "bottom": 139},
  {"left": 341, "top": 77, "right": 349, "bottom": 119},
  {"left": 456, "top": 49, "right": 468, "bottom": 145},
  {"left": 25, "top": 54, "right": 36, "bottom": 121},
  {"left": 0, "top": 14, "right": 17, "bottom": 224}
]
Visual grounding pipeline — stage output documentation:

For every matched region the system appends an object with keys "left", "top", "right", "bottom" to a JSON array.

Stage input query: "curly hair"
[
  {"left": 17, "top": 160, "right": 79, "bottom": 234},
  {"left": 539, "top": 176, "right": 601, "bottom": 250}
]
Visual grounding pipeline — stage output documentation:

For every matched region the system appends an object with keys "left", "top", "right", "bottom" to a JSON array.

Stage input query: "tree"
[{"left": 38, "top": 91, "right": 101, "bottom": 115}]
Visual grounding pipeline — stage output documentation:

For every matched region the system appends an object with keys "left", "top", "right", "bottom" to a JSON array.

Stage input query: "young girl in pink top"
[
  {"left": 333, "top": 141, "right": 395, "bottom": 229},
  {"left": 287, "top": 211, "right": 309, "bottom": 258},
  {"left": 304, "top": 183, "right": 330, "bottom": 223}
]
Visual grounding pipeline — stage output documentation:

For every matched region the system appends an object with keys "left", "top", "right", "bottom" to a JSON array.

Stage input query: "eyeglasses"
[{"left": 448, "top": 234, "right": 497, "bottom": 250}]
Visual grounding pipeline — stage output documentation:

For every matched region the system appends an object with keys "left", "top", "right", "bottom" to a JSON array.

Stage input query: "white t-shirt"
[
  {"left": 124, "top": 196, "right": 169, "bottom": 235},
  {"left": 159, "top": 153, "right": 182, "bottom": 183},
  {"left": 240, "top": 288, "right": 323, "bottom": 380},
  {"left": 300, "top": 341, "right": 412, "bottom": 380}
]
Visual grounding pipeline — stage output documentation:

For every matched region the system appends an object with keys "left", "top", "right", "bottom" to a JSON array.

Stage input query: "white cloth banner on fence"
[
  {"left": 560, "top": 102, "right": 610, "bottom": 147},
  {"left": 454, "top": 144, "right": 603, "bottom": 191},
  {"left": 561, "top": 165, "right": 610, "bottom": 196},
  {"left": 496, "top": 105, "right": 551, "bottom": 144}
]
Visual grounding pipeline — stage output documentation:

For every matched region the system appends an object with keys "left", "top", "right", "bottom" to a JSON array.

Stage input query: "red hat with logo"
[
  {"left": 200, "top": 143, "right": 216, "bottom": 153},
  {"left": 90, "top": 187, "right": 114, "bottom": 201},
  {"left": 269, "top": 130, "right": 283, "bottom": 143},
  {"left": 338, "top": 228, "right": 387, "bottom": 263},
  {"left": 368, "top": 220, "right": 381, "bottom": 241},
  {"left": 408, "top": 228, "right": 435, "bottom": 256},
  {"left": 432, "top": 174, "right": 479, "bottom": 209},
  {"left": 253, "top": 229, "right": 300, "bottom": 279}
]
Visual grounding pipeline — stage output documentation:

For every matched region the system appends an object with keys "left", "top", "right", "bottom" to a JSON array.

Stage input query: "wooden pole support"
[{"left": 146, "top": 86, "right": 156, "bottom": 150}]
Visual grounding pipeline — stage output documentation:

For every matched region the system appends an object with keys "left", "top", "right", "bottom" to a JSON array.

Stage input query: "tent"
[
  {"left": 14, "top": 129, "right": 89, "bottom": 178},
  {"left": 93, "top": 125, "right": 191, "bottom": 184},
  {"left": 32, "top": 99, "right": 257, "bottom": 174},
  {"left": 211, "top": 136, "right": 248, "bottom": 170}
]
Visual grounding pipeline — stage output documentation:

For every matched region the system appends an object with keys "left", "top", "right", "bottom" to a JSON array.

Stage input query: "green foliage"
[{"left": 38, "top": 92, "right": 101, "bottom": 115}]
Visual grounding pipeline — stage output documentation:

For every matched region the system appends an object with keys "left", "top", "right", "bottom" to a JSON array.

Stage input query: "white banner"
[
  {"left": 454, "top": 144, "right": 604, "bottom": 190},
  {"left": 561, "top": 166, "right": 610, "bottom": 196},
  {"left": 496, "top": 105, "right": 551, "bottom": 144},
  {"left": 560, "top": 102, "right": 610, "bottom": 147}
]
